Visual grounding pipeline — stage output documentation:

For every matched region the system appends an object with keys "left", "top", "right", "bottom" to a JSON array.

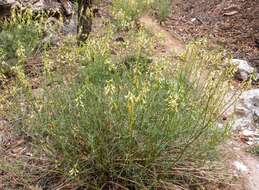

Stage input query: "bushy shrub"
[
  {"left": 0, "top": 8, "right": 45, "bottom": 77},
  {"left": 20, "top": 26, "right": 235, "bottom": 188}
]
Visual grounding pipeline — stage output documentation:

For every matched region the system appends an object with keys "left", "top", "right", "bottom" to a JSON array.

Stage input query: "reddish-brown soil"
[{"left": 163, "top": 0, "right": 259, "bottom": 64}]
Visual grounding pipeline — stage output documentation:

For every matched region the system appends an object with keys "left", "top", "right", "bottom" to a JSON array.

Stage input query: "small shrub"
[
  {"left": 0, "top": 8, "right": 45, "bottom": 77},
  {"left": 19, "top": 28, "right": 236, "bottom": 189}
]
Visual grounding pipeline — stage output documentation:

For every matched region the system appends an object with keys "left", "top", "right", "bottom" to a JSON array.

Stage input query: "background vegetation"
[{"left": 0, "top": 9, "right": 46, "bottom": 79}]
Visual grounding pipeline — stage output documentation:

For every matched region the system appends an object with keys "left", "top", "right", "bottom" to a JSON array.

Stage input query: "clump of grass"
[{"left": 14, "top": 25, "right": 236, "bottom": 189}]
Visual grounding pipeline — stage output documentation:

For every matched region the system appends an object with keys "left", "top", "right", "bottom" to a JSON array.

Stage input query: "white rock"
[
  {"left": 231, "top": 89, "right": 259, "bottom": 131},
  {"left": 246, "top": 141, "right": 254, "bottom": 145},
  {"left": 232, "top": 59, "right": 254, "bottom": 73},
  {"left": 233, "top": 161, "right": 249, "bottom": 172},
  {"left": 254, "top": 109, "right": 259, "bottom": 117},
  {"left": 237, "top": 89, "right": 259, "bottom": 117},
  {"left": 217, "top": 123, "right": 224, "bottom": 129},
  {"left": 191, "top": 18, "right": 196, "bottom": 22},
  {"left": 232, "top": 118, "right": 253, "bottom": 130},
  {"left": 242, "top": 129, "right": 255, "bottom": 137},
  {"left": 231, "top": 59, "right": 255, "bottom": 81}
]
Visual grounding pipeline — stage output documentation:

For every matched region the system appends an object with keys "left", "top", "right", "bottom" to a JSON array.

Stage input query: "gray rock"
[
  {"left": 19, "top": 0, "right": 61, "bottom": 12},
  {"left": 232, "top": 89, "right": 259, "bottom": 130},
  {"left": 231, "top": 59, "right": 255, "bottom": 81},
  {"left": 238, "top": 89, "right": 259, "bottom": 118},
  {"left": 0, "top": 0, "right": 73, "bottom": 18},
  {"left": 0, "top": 0, "right": 15, "bottom": 5}
]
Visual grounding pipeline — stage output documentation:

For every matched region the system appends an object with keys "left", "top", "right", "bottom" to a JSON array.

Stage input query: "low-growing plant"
[
  {"left": 16, "top": 26, "right": 237, "bottom": 189},
  {"left": 0, "top": 2, "right": 238, "bottom": 189},
  {"left": 111, "top": 0, "right": 153, "bottom": 29},
  {"left": 0, "top": 8, "right": 46, "bottom": 77},
  {"left": 247, "top": 145, "right": 259, "bottom": 156},
  {"left": 111, "top": 0, "right": 172, "bottom": 29},
  {"left": 152, "top": 0, "right": 172, "bottom": 22}
]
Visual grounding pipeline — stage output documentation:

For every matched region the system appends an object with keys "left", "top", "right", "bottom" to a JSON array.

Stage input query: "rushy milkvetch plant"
[
  {"left": 0, "top": 8, "right": 45, "bottom": 60},
  {"left": 0, "top": 7, "right": 57, "bottom": 79},
  {"left": 0, "top": 8, "right": 49, "bottom": 79},
  {"left": 21, "top": 28, "right": 236, "bottom": 189}
]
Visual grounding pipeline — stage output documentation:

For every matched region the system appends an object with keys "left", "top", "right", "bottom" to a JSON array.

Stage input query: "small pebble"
[{"left": 233, "top": 161, "right": 249, "bottom": 172}]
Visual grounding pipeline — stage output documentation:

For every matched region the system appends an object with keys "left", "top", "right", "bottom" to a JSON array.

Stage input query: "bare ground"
[{"left": 162, "top": 0, "right": 259, "bottom": 68}]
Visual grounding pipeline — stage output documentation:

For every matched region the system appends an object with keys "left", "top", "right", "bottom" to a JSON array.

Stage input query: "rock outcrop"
[{"left": 0, "top": 0, "right": 73, "bottom": 18}]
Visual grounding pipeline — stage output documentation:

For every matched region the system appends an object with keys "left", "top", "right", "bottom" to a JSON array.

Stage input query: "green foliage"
[
  {"left": 248, "top": 145, "right": 259, "bottom": 156},
  {"left": 19, "top": 27, "right": 235, "bottom": 188},
  {"left": 153, "top": 0, "right": 172, "bottom": 21},
  {"left": 111, "top": 0, "right": 153, "bottom": 29},
  {"left": 0, "top": 8, "right": 45, "bottom": 77},
  {"left": 111, "top": 0, "right": 172, "bottom": 29},
  {"left": 0, "top": 3, "right": 237, "bottom": 189}
]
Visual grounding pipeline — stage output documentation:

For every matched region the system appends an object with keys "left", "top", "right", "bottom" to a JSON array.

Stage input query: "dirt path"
[
  {"left": 140, "top": 14, "right": 259, "bottom": 190},
  {"left": 163, "top": 0, "right": 259, "bottom": 62},
  {"left": 224, "top": 140, "right": 259, "bottom": 190},
  {"left": 235, "top": 149, "right": 259, "bottom": 190},
  {"left": 139, "top": 15, "right": 185, "bottom": 56}
]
